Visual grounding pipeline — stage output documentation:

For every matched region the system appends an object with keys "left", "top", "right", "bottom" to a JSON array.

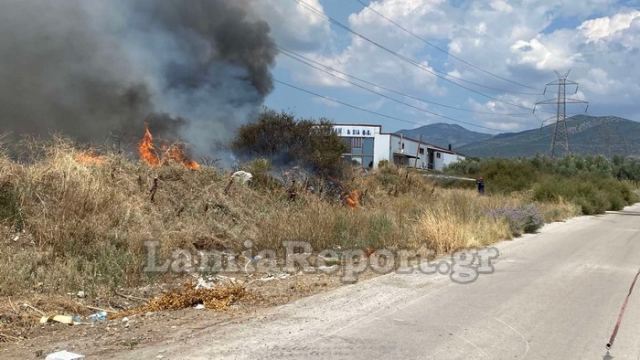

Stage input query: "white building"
[{"left": 332, "top": 124, "right": 465, "bottom": 171}]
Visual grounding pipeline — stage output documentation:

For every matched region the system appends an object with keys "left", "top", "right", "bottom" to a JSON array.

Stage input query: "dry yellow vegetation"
[{"left": 0, "top": 140, "right": 579, "bottom": 297}]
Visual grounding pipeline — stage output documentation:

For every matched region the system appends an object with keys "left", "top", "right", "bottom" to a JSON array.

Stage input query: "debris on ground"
[
  {"left": 87, "top": 311, "right": 107, "bottom": 323},
  {"left": 194, "top": 275, "right": 238, "bottom": 290},
  {"left": 45, "top": 350, "right": 85, "bottom": 360},
  {"left": 40, "top": 315, "right": 80, "bottom": 326},
  {"left": 117, "top": 282, "right": 246, "bottom": 318},
  {"left": 231, "top": 171, "right": 253, "bottom": 184},
  {"left": 255, "top": 273, "right": 291, "bottom": 282},
  {"left": 225, "top": 171, "right": 253, "bottom": 194}
]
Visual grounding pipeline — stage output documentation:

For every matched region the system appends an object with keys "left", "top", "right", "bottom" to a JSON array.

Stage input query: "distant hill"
[
  {"left": 397, "top": 123, "right": 491, "bottom": 149},
  {"left": 459, "top": 115, "right": 640, "bottom": 158}
]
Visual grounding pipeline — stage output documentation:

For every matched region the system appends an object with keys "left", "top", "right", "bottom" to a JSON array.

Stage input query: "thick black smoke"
[{"left": 0, "top": 0, "right": 276, "bottom": 155}]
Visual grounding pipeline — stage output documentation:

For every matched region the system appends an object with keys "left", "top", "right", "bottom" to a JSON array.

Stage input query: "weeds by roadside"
[
  {"left": 0, "top": 138, "right": 586, "bottom": 345},
  {"left": 0, "top": 141, "right": 581, "bottom": 300},
  {"left": 446, "top": 156, "right": 640, "bottom": 215}
]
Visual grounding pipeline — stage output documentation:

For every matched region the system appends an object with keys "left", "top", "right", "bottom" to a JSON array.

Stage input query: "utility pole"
[{"left": 534, "top": 71, "right": 589, "bottom": 158}]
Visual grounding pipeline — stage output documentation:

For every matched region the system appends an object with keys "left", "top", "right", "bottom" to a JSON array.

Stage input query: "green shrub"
[
  {"left": 533, "top": 175, "right": 636, "bottom": 215},
  {"left": 447, "top": 156, "right": 639, "bottom": 215},
  {"left": 245, "top": 158, "right": 281, "bottom": 190},
  {"left": 232, "top": 110, "right": 347, "bottom": 177}
]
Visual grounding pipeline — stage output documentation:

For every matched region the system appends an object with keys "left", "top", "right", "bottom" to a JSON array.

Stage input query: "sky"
[{"left": 252, "top": 0, "right": 640, "bottom": 134}]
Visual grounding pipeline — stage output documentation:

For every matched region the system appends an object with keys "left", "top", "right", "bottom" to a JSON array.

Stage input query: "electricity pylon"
[{"left": 534, "top": 71, "right": 589, "bottom": 158}]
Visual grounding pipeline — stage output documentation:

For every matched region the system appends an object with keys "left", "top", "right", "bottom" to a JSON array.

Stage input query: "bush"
[
  {"left": 245, "top": 158, "right": 281, "bottom": 190},
  {"left": 533, "top": 175, "right": 637, "bottom": 215},
  {"left": 447, "top": 155, "right": 639, "bottom": 215},
  {"left": 489, "top": 204, "right": 544, "bottom": 236},
  {"left": 232, "top": 110, "right": 347, "bottom": 177}
]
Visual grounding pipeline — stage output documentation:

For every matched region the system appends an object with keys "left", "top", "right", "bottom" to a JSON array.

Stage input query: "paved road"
[{"left": 118, "top": 204, "right": 640, "bottom": 359}]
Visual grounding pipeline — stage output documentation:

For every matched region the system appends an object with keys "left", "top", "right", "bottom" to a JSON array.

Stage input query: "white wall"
[
  {"left": 437, "top": 152, "right": 465, "bottom": 170},
  {"left": 373, "top": 134, "right": 391, "bottom": 168},
  {"left": 389, "top": 135, "right": 429, "bottom": 169}
]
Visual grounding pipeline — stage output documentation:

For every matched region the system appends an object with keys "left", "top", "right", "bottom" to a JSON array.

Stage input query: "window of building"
[
  {"left": 436, "top": 152, "right": 441, "bottom": 159},
  {"left": 347, "top": 129, "right": 350, "bottom": 135},
  {"left": 401, "top": 143, "right": 405, "bottom": 150},
  {"left": 419, "top": 148, "right": 424, "bottom": 155},
  {"left": 336, "top": 128, "right": 342, "bottom": 134},
  {"left": 352, "top": 137, "right": 362, "bottom": 148}
]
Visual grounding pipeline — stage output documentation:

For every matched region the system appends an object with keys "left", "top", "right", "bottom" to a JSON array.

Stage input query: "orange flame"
[
  {"left": 75, "top": 151, "right": 106, "bottom": 166},
  {"left": 345, "top": 190, "right": 361, "bottom": 209},
  {"left": 164, "top": 144, "right": 201, "bottom": 170},
  {"left": 139, "top": 125, "right": 160, "bottom": 167},
  {"left": 139, "top": 125, "right": 200, "bottom": 170}
]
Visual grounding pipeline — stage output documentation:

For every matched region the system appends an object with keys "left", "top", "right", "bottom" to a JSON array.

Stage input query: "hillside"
[
  {"left": 459, "top": 115, "right": 640, "bottom": 158},
  {"left": 397, "top": 123, "right": 491, "bottom": 149}
]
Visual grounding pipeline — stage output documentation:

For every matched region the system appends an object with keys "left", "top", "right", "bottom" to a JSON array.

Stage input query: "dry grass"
[
  {"left": 412, "top": 190, "right": 514, "bottom": 253},
  {"left": 0, "top": 141, "right": 578, "bottom": 299},
  {"left": 117, "top": 282, "right": 246, "bottom": 318}
]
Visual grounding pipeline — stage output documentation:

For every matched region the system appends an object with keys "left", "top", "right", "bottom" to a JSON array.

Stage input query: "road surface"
[{"left": 115, "top": 204, "right": 640, "bottom": 359}]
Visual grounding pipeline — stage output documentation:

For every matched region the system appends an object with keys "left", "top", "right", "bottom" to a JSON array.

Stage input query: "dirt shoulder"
[{"left": 0, "top": 271, "right": 378, "bottom": 359}]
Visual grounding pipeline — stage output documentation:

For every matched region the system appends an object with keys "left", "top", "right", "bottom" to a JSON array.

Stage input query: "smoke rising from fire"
[{"left": 0, "top": 0, "right": 277, "bottom": 157}]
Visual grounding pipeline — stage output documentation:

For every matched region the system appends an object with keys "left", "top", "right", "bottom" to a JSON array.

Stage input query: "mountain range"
[
  {"left": 398, "top": 115, "right": 640, "bottom": 158},
  {"left": 397, "top": 122, "right": 492, "bottom": 149}
]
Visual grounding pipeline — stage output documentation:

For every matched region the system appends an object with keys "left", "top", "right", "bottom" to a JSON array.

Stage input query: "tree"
[{"left": 232, "top": 110, "right": 347, "bottom": 177}]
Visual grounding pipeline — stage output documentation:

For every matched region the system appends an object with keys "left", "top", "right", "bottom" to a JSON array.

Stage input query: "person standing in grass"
[{"left": 476, "top": 177, "right": 485, "bottom": 195}]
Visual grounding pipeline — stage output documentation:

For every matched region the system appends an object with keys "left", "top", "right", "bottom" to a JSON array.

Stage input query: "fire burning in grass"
[
  {"left": 74, "top": 151, "right": 106, "bottom": 166},
  {"left": 139, "top": 125, "right": 161, "bottom": 167},
  {"left": 139, "top": 125, "right": 200, "bottom": 170},
  {"left": 164, "top": 144, "right": 201, "bottom": 171}
]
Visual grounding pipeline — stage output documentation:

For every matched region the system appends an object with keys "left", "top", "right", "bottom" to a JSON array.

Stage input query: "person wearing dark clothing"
[{"left": 476, "top": 177, "right": 485, "bottom": 195}]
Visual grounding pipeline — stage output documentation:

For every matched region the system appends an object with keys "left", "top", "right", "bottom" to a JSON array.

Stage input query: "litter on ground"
[
  {"left": 39, "top": 315, "right": 79, "bottom": 326},
  {"left": 45, "top": 350, "right": 85, "bottom": 360}
]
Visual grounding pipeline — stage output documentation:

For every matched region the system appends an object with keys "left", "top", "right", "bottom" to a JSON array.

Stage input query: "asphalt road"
[{"left": 117, "top": 204, "right": 640, "bottom": 359}]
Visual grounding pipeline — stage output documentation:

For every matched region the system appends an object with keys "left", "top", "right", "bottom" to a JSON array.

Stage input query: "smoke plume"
[{"left": 0, "top": 0, "right": 277, "bottom": 156}]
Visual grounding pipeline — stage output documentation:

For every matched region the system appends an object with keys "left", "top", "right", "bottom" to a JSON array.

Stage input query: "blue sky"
[{"left": 253, "top": 0, "right": 640, "bottom": 134}]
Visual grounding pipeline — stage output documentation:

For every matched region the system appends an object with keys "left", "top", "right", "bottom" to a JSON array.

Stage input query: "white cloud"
[
  {"left": 490, "top": 0, "right": 513, "bottom": 13},
  {"left": 510, "top": 34, "right": 581, "bottom": 71},
  {"left": 299, "top": 0, "right": 453, "bottom": 93},
  {"left": 442, "top": 5, "right": 640, "bottom": 129},
  {"left": 248, "top": 0, "right": 331, "bottom": 51},
  {"left": 260, "top": 0, "right": 640, "bottom": 130},
  {"left": 578, "top": 11, "right": 640, "bottom": 42},
  {"left": 579, "top": 10, "right": 640, "bottom": 42}
]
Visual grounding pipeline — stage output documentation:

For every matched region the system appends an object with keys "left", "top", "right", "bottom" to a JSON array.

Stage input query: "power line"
[
  {"left": 274, "top": 78, "right": 503, "bottom": 131},
  {"left": 353, "top": 0, "right": 540, "bottom": 93},
  {"left": 292, "top": 0, "right": 538, "bottom": 109},
  {"left": 279, "top": 46, "right": 533, "bottom": 117}
]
